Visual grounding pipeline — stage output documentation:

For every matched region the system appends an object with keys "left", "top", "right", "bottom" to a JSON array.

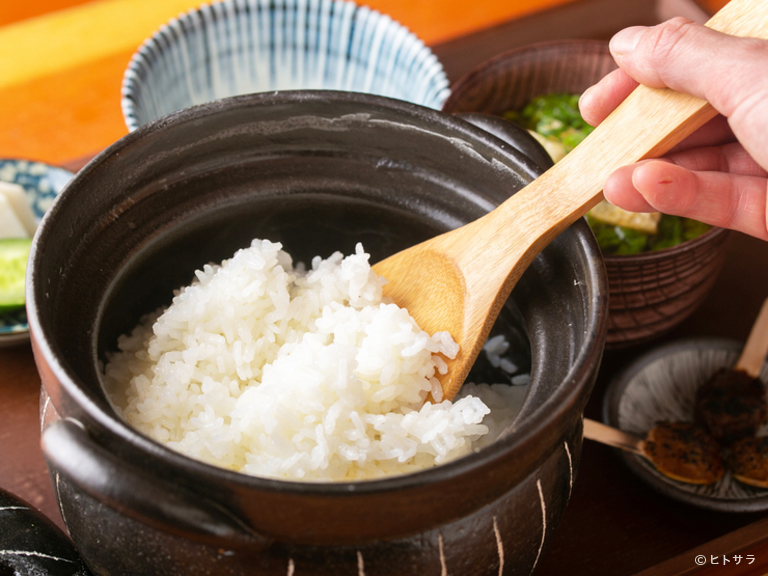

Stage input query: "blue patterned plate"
[
  {"left": 603, "top": 337, "right": 768, "bottom": 512},
  {"left": 0, "top": 159, "right": 73, "bottom": 347}
]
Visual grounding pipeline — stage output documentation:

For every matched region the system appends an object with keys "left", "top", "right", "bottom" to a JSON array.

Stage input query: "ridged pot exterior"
[
  {"left": 45, "top": 381, "right": 583, "bottom": 576},
  {"left": 603, "top": 227, "right": 731, "bottom": 348},
  {"left": 30, "top": 91, "right": 607, "bottom": 575}
]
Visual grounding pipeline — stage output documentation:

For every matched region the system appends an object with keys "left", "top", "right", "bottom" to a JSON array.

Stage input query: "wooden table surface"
[{"left": 3, "top": 0, "right": 766, "bottom": 575}]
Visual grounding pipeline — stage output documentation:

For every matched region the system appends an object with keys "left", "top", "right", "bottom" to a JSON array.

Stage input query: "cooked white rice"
[{"left": 103, "top": 239, "right": 526, "bottom": 481}]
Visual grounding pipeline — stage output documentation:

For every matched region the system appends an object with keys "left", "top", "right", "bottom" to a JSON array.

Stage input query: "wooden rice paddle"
[
  {"left": 374, "top": 0, "right": 768, "bottom": 402},
  {"left": 732, "top": 297, "right": 768, "bottom": 378}
]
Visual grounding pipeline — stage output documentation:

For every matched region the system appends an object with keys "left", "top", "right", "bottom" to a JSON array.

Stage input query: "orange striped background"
[{"left": 0, "top": 0, "right": 726, "bottom": 166}]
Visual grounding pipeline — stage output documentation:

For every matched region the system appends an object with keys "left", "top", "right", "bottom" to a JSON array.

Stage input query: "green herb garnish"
[{"left": 505, "top": 93, "right": 710, "bottom": 254}]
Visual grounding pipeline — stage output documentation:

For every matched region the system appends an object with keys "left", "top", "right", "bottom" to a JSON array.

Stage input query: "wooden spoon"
[
  {"left": 733, "top": 297, "right": 768, "bottom": 378},
  {"left": 695, "top": 297, "right": 768, "bottom": 443},
  {"left": 583, "top": 419, "right": 724, "bottom": 485},
  {"left": 374, "top": 0, "right": 768, "bottom": 402}
]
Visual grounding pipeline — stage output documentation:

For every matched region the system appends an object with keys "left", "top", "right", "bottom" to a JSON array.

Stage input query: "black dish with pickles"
[{"left": 505, "top": 92, "right": 711, "bottom": 256}]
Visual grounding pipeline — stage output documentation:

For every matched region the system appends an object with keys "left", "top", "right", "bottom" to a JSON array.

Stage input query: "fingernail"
[
  {"left": 579, "top": 86, "right": 594, "bottom": 108},
  {"left": 610, "top": 26, "right": 646, "bottom": 57}
]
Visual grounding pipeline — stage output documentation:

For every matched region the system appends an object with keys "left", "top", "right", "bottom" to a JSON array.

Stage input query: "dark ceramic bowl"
[
  {"left": 28, "top": 91, "right": 607, "bottom": 576},
  {"left": 442, "top": 39, "right": 731, "bottom": 349},
  {"left": 603, "top": 337, "right": 768, "bottom": 512}
]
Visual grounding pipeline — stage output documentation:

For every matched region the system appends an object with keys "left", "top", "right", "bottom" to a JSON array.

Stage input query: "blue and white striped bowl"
[{"left": 122, "top": 0, "right": 451, "bottom": 131}]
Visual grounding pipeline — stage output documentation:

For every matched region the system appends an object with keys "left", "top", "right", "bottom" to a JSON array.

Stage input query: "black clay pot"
[{"left": 29, "top": 91, "right": 607, "bottom": 576}]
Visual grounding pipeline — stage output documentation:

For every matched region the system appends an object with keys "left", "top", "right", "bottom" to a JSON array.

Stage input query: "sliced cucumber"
[{"left": 0, "top": 238, "right": 32, "bottom": 314}]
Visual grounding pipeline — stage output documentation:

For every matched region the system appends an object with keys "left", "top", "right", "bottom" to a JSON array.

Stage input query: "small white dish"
[
  {"left": 0, "top": 159, "right": 73, "bottom": 347},
  {"left": 603, "top": 337, "right": 768, "bottom": 512},
  {"left": 122, "top": 0, "right": 451, "bottom": 131}
]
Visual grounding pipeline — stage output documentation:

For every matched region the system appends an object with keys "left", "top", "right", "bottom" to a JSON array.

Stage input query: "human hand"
[{"left": 579, "top": 17, "right": 768, "bottom": 241}]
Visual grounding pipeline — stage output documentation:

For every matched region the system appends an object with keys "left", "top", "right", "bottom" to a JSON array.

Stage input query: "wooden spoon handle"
[
  {"left": 474, "top": 0, "right": 768, "bottom": 292},
  {"left": 735, "top": 297, "right": 768, "bottom": 377},
  {"left": 582, "top": 418, "right": 646, "bottom": 456},
  {"left": 377, "top": 0, "right": 768, "bottom": 404}
]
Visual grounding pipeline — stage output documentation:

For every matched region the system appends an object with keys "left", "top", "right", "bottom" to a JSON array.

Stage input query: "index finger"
[
  {"left": 589, "top": 18, "right": 768, "bottom": 170},
  {"left": 580, "top": 72, "right": 736, "bottom": 152}
]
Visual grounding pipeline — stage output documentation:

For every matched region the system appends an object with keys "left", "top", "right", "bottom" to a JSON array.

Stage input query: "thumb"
[{"left": 609, "top": 17, "right": 768, "bottom": 169}]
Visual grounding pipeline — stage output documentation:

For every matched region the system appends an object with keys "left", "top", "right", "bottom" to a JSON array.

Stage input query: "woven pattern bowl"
[
  {"left": 443, "top": 40, "right": 731, "bottom": 348},
  {"left": 122, "top": 0, "right": 450, "bottom": 131}
]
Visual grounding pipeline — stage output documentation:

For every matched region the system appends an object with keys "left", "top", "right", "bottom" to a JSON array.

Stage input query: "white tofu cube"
[
  {"left": 0, "top": 182, "right": 37, "bottom": 236},
  {"left": 0, "top": 194, "right": 29, "bottom": 239}
]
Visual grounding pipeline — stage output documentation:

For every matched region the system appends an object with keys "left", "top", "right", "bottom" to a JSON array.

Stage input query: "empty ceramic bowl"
[
  {"left": 122, "top": 0, "right": 450, "bottom": 131},
  {"left": 442, "top": 39, "right": 731, "bottom": 348},
  {"left": 0, "top": 159, "right": 73, "bottom": 347},
  {"left": 603, "top": 337, "right": 768, "bottom": 512}
]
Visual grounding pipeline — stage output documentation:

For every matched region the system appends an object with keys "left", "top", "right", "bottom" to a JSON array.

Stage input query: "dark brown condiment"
[
  {"left": 695, "top": 367, "right": 768, "bottom": 444},
  {"left": 644, "top": 421, "right": 725, "bottom": 485},
  {"left": 727, "top": 435, "right": 768, "bottom": 488}
]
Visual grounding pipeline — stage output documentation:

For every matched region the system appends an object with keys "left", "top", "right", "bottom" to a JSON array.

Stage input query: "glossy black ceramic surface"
[
  {"left": 0, "top": 487, "right": 92, "bottom": 575},
  {"left": 28, "top": 91, "right": 607, "bottom": 575}
]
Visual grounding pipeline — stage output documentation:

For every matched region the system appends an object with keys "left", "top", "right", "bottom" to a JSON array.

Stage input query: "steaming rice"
[{"left": 103, "top": 240, "right": 525, "bottom": 481}]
